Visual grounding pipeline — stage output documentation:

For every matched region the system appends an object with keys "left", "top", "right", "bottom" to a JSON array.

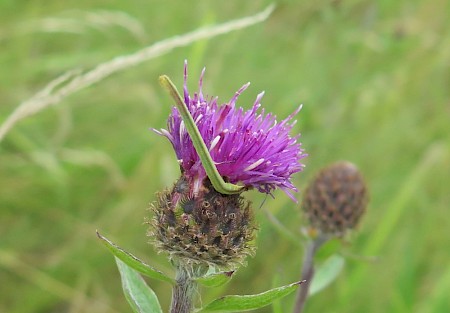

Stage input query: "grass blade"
[{"left": 0, "top": 4, "right": 274, "bottom": 143}]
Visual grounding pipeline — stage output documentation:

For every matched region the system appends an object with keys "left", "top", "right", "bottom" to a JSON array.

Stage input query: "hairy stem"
[
  {"left": 293, "top": 235, "right": 328, "bottom": 313},
  {"left": 170, "top": 265, "right": 197, "bottom": 313}
]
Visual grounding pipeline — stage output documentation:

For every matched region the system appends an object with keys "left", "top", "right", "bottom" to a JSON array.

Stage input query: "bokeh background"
[{"left": 1, "top": 0, "right": 449, "bottom": 312}]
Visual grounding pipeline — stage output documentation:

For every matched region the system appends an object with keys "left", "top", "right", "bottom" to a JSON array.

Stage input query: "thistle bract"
[{"left": 150, "top": 175, "right": 255, "bottom": 268}]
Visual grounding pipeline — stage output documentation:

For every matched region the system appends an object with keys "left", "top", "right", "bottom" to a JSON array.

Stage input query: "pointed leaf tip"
[
  {"left": 197, "top": 281, "right": 301, "bottom": 312},
  {"left": 96, "top": 231, "right": 174, "bottom": 284},
  {"left": 196, "top": 270, "right": 235, "bottom": 288}
]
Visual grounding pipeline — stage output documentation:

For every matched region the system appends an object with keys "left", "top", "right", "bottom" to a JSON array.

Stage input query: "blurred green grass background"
[{"left": 0, "top": 0, "right": 449, "bottom": 312}]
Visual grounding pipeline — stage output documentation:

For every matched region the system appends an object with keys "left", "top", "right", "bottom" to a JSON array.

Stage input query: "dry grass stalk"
[{"left": 0, "top": 4, "right": 274, "bottom": 142}]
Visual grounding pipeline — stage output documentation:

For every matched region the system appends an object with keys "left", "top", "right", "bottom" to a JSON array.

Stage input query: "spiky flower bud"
[
  {"left": 302, "top": 162, "right": 368, "bottom": 236},
  {"left": 150, "top": 174, "right": 255, "bottom": 268}
]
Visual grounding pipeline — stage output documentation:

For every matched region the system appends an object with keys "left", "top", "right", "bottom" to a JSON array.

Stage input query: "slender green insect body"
[{"left": 159, "top": 75, "right": 244, "bottom": 195}]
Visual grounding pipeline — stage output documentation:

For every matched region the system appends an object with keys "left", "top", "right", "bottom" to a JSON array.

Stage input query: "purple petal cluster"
[{"left": 155, "top": 62, "right": 306, "bottom": 200}]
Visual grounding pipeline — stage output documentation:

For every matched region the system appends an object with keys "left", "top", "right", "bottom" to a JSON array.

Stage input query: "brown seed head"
[
  {"left": 148, "top": 175, "right": 256, "bottom": 269},
  {"left": 302, "top": 162, "right": 368, "bottom": 236}
]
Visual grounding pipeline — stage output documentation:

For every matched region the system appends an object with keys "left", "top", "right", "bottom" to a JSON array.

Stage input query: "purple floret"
[{"left": 154, "top": 61, "right": 306, "bottom": 200}]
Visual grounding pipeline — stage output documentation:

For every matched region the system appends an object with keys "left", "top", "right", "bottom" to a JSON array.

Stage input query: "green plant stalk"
[
  {"left": 170, "top": 264, "right": 198, "bottom": 313},
  {"left": 293, "top": 234, "right": 329, "bottom": 313},
  {"left": 159, "top": 75, "right": 244, "bottom": 195}
]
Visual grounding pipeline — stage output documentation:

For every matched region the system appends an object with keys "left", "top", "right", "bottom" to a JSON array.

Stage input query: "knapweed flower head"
[
  {"left": 302, "top": 161, "right": 368, "bottom": 237},
  {"left": 155, "top": 61, "right": 306, "bottom": 200},
  {"left": 150, "top": 62, "right": 305, "bottom": 268}
]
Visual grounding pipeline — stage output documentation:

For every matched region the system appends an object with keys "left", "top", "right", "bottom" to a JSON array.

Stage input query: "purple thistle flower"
[{"left": 154, "top": 62, "right": 306, "bottom": 200}]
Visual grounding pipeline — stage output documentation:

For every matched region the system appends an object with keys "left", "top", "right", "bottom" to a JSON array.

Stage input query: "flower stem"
[
  {"left": 293, "top": 234, "right": 329, "bottom": 313},
  {"left": 170, "top": 265, "right": 197, "bottom": 313}
]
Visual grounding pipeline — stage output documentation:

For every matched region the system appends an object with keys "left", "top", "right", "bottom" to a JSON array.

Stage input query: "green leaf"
[
  {"left": 196, "top": 270, "right": 235, "bottom": 288},
  {"left": 197, "top": 281, "right": 304, "bottom": 312},
  {"left": 116, "top": 258, "right": 163, "bottom": 313},
  {"left": 97, "top": 231, "right": 174, "bottom": 284},
  {"left": 270, "top": 273, "right": 284, "bottom": 313},
  {"left": 310, "top": 254, "right": 345, "bottom": 296}
]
